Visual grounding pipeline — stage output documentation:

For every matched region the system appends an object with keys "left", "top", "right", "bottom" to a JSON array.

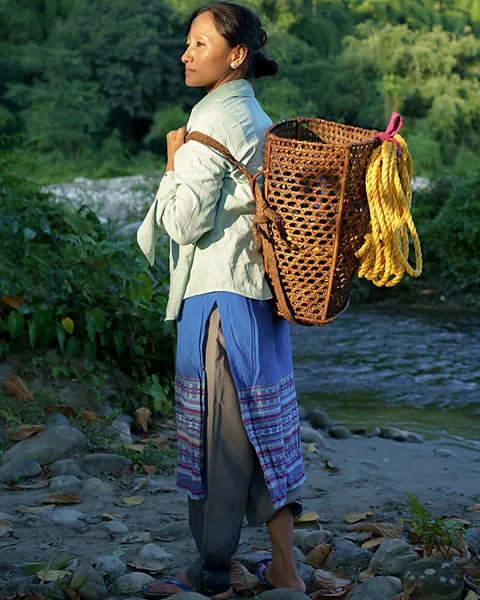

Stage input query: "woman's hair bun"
[{"left": 253, "top": 51, "right": 278, "bottom": 79}]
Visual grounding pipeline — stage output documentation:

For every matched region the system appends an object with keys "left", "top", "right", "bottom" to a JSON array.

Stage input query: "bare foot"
[
  {"left": 261, "top": 561, "right": 306, "bottom": 593},
  {"left": 145, "top": 571, "right": 234, "bottom": 599}
]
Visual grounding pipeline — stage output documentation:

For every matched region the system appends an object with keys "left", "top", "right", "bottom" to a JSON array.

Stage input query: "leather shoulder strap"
[{"left": 185, "top": 131, "right": 253, "bottom": 183}]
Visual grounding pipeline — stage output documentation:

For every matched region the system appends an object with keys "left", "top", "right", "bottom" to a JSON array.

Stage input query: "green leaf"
[
  {"left": 33, "top": 309, "right": 56, "bottom": 346},
  {"left": 113, "top": 330, "right": 124, "bottom": 357},
  {"left": 28, "top": 322, "right": 37, "bottom": 349},
  {"left": 24, "top": 562, "right": 48, "bottom": 575},
  {"left": 143, "top": 314, "right": 159, "bottom": 332},
  {"left": 112, "top": 546, "right": 125, "bottom": 557},
  {"left": 83, "top": 339, "right": 97, "bottom": 361},
  {"left": 8, "top": 311, "right": 24, "bottom": 339},
  {"left": 57, "top": 326, "right": 67, "bottom": 355},
  {"left": 66, "top": 336, "right": 81, "bottom": 358},
  {"left": 86, "top": 319, "right": 96, "bottom": 342},
  {"left": 86, "top": 308, "right": 105, "bottom": 334},
  {"left": 23, "top": 228, "right": 36, "bottom": 240},
  {"left": 61, "top": 317, "right": 74, "bottom": 334},
  {"left": 51, "top": 366, "right": 62, "bottom": 378}
]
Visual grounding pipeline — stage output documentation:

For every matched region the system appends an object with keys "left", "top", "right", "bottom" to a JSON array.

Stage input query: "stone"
[
  {"left": 140, "top": 543, "right": 173, "bottom": 561},
  {"left": 347, "top": 575, "right": 402, "bottom": 599},
  {"left": 297, "top": 406, "right": 307, "bottom": 421},
  {"left": 0, "top": 458, "right": 42, "bottom": 482},
  {"left": 401, "top": 557, "right": 464, "bottom": 600},
  {"left": 102, "top": 521, "right": 130, "bottom": 534},
  {"left": 380, "top": 427, "right": 409, "bottom": 442},
  {"left": 114, "top": 572, "right": 155, "bottom": 593},
  {"left": 83, "top": 477, "right": 114, "bottom": 494},
  {"left": 17, "top": 581, "right": 57, "bottom": 596},
  {"left": 406, "top": 431, "right": 424, "bottom": 443},
  {"left": 71, "top": 563, "right": 107, "bottom": 600},
  {"left": 94, "top": 556, "right": 127, "bottom": 582},
  {"left": 45, "top": 413, "right": 71, "bottom": 429},
  {"left": 300, "top": 530, "right": 333, "bottom": 554},
  {"left": 329, "top": 426, "right": 352, "bottom": 439},
  {"left": 114, "top": 414, "right": 134, "bottom": 426},
  {"left": 50, "top": 459, "right": 88, "bottom": 479},
  {"left": 466, "top": 527, "right": 480, "bottom": 556},
  {"left": 49, "top": 475, "right": 82, "bottom": 491},
  {"left": 369, "top": 538, "right": 420, "bottom": 576},
  {"left": 434, "top": 449, "right": 457, "bottom": 459},
  {"left": 107, "top": 419, "right": 132, "bottom": 445},
  {"left": 78, "top": 453, "right": 131, "bottom": 477},
  {"left": 299, "top": 426, "right": 329, "bottom": 447},
  {"left": 330, "top": 536, "right": 373, "bottom": 578},
  {"left": 49, "top": 508, "right": 86, "bottom": 530},
  {"left": 0, "top": 511, "right": 21, "bottom": 523},
  {"left": 234, "top": 551, "right": 272, "bottom": 573},
  {"left": 308, "top": 409, "right": 335, "bottom": 430},
  {"left": 97, "top": 404, "right": 115, "bottom": 417},
  {"left": 367, "top": 428, "right": 382, "bottom": 438},
  {"left": 155, "top": 521, "right": 191, "bottom": 541},
  {"left": 1, "top": 426, "right": 86, "bottom": 465},
  {"left": 260, "top": 589, "right": 310, "bottom": 600}
]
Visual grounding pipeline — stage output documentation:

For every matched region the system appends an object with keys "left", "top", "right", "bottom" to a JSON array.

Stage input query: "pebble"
[
  {"left": 83, "top": 477, "right": 114, "bottom": 494},
  {"left": 94, "top": 555, "right": 127, "bottom": 582},
  {"left": 369, "top": 538, "right": 421, "bottom": 576},
  {"left": 308, "top": 409, "right": 335, "bottom": 430},
  {"left": 97, "top": 404, "right": 115, "bottom": 417},
  {"left": 114, "top": 572, "right": 155, "bottom": 593},
  {"left": 1, "top": 426, "right": 86, "bottom": 465},
  {"left": 71, "top": 563, "right": 107, "bottom": 600},
  {"left": 380, "top": 427, "right": 409, "bottom": 442},
  {"left": 155, "top": 521, "right": 191, "bottom": 541},
  {"left": 45, "top": 413, "right": 71, "bottom": 429},
  {"left": 300, "top": 530, "right": 333, "bottom": 554},
  {"left": 348, "top": 575, "right": 402, "bottom": 599},
  {"left": 299, "top": 426, "right": 329, "bottom": 447},
  {"left": 49, "top": 475, "right": 82, "bottom": 491},
  {"left": 102, "top": 521, "right": 130, "bottom": 534},
  {"left": 140, "top": 543, "right": 173, "bottom": 561},
  {"left": 406, "top": 432, "right": 424, "bottom": 443},
  {"left": 107, "top": 418, "right": 132, "bottom": 445},
  {"left": 401, "top": 557, "right": 464, "bottom": 600},
  {"left": 329, "top": 536, "right": 373, "bottom": 578},
  {"left": 329, "top": 426, "right": 352, "bottom": 439},
  {"left": 434, "top": 449, "right": 457, "bottom": 459},
  {"left": 466, "top": 527, "right": 480, "bottom": 556},
  {"left": 0, "top": 458, "right": 42, "bottom": 482},
  {"left": 77, "top": 453, "right": 131, "bottom": 477},
  {"left": 49, "top": 508, "right": 86, "bottom": 530},
  {"left": 50, "top": 459, "right": 89, "bottom": 479},
  {"left": 367, "top": 428, "right": 382, "bottom": 438}
]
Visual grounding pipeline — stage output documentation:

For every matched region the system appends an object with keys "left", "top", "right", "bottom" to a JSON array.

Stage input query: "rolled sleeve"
[{"left": 161, "top": 140, "right": 228, "bottom": 246}]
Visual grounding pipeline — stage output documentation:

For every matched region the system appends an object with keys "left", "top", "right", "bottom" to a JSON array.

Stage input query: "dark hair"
[{"left": 187, "top": 2, "right": 278, "bottom": 79}]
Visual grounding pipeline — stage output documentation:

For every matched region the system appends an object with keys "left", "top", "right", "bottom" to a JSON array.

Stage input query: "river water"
[{"left": 290, "top": 306, "right": 480, "bottom": 449}]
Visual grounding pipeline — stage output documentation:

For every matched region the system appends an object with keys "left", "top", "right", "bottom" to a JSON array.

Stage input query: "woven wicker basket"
[{"left": 187, "top": 117, "right": 381, "bottom": 326}]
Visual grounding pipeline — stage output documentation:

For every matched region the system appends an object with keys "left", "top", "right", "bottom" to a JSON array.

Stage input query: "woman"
[{"left": 137, "top": 3, "right": 306, "bottom": 598}]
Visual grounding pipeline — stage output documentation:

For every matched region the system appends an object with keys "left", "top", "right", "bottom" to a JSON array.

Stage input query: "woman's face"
[{"left": 182, "top": 11, "right": 246, "bottom": 93}]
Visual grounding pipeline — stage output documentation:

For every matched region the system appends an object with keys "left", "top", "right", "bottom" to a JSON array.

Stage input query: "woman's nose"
[{"left": 182, "top": 49, "right": 192, "bottom": 64}]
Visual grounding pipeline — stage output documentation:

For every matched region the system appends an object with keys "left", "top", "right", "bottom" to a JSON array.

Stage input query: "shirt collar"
[{"left": 190, "top": 79, "right": 254, "bottom": 121}]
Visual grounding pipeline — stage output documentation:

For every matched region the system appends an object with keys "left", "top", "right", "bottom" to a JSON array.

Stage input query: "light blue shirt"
[{"left": 137, "top": 79, "right": 273, "bottom": 321}]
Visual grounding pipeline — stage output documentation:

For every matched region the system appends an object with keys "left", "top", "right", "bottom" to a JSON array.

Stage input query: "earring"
[{"left": 231, "top": 61, "right": 238, "bottom": 69}]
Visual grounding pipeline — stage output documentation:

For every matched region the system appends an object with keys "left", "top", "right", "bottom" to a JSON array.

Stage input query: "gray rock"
[
  {"left": 45, "top": 413, "right": 71, "bottom": 429},
  {"left": 330, "top": 536, "right": 373, "bottom": 578},
  {"left": 114, "top": 414, "right": 134, "bottom": 426},
  {"left": 114, "top": 572, "right": 155, "bottom": 593},
  {"left": 367, "top": 428, "right": 382, "bottom": 438},
  {"left": 0, "top": 576, "right": 36, "bottom": 596},
  {"left": 260, "top": 589, "right": 310, "bottom": 600},
  {"left": 50, "top": 459, "right": 88, "bottom": 479},
  {"left": 466, "top": 527, "right": 480, "bottom": 556},
  {"left": 308, "top": 409, "right": 335, "bottom": 430},
  {"left": 299, "top": 426, "right": 329, "bottom": 447},
  {"left": 1, "top": 426, "right": 86, "bottom": 465},
  {"left": 402, "top": 557, "right": 464, "bottom": 599},
  {"left": 234, "top": 551, "right": 272, "bottom": 573},
  {"left": 329, "top": 426, "right": 352, "bottom": 439},
  {"left": 49, "top": 475, "right": 82, "bottom": 491},
  {"left": 369, "top": 538, "right": 420, "bottom": 576},
  {"left": 0, "top": 458, "right": 42, "bottom": 482},
  {"left": 17, "top": 581, "right": 61, "bottom": 596},
  {"left": 434, "top": 449, "right": 457, "bottom": 459},
  {"left": 102, "top": 521, "right": 130, "bottom": 534},
  {"left": 71, "top": 563, "right": 107, "bottom": 600},
  {"left": 297, "top": 562, "right": 315, "bottom": 590},
  {"left": 49, "top": 508, "right": 86, "bottom": 530},
  {"left": 347, "top": 575, "right": 402, "bottom": 599},
  {"left": 406, "top": 431, "right": 424, "bottom": 443},
  {"left": 94, "top": 555, "right": 127, "bottom": 582},
  {"left": 78, "top": 453, "right": 131, "bottom": 477},
  {"left": 0, "top": 511, "right": 21, "bottom": 523},
  {"left": 140, "top": 543, "right": 173, "bottom": 561},
  {"left": 380, "top": 427, "right": 408, "bottom": 442},
  {"left": 97, "top": 404, "right": 115, "bottom": 417},
  {"left": 300, "top": 530, "right": 333, "bottom": 555},
  {"left": 297, "top": 406, "right": 307, "bottom": 421},
  {"left": 107, "top": 419, "right": 132, "bottom": 445},
  {"left": 83, "top": 477, "right": 114, "bottom": 494},
  {"left": 155, "top": 521, "right": 191, "bottom": 541}
]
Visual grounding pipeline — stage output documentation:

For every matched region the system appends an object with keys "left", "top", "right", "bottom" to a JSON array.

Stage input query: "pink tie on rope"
[{"left": 370, "top": 112, "right": 403, "bottom": 157}]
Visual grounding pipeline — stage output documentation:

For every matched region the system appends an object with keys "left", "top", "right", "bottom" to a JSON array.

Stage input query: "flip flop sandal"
[
  {"left": 142, "top": 579, "right": 193, "bottom": 599},
  {"left": 255, "top": 560, "right": 276, "bottom": 590}
]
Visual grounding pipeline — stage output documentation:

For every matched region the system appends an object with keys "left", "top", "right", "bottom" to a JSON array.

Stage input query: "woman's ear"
[{"left": 231, "top": 44, "right": 248, "bottom": 69}]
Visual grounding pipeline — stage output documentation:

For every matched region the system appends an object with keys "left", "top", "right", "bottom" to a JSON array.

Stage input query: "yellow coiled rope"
[{"left": 356, "top": 133, "right": 423, "bottom": 287}]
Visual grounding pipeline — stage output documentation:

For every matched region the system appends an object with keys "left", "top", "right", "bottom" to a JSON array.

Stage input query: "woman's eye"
[{"left": 196, "top": 42, "right": 204, "bottom": 47}]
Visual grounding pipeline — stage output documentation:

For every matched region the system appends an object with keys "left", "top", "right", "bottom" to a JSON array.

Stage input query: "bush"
[{"left": 0, "top": 134, "right": 175, "bottom": 412}]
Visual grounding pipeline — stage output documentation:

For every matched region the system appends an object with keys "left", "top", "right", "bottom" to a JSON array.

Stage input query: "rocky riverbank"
[{"left": 0, "top": 404, "right": 479, "bottom": 600}]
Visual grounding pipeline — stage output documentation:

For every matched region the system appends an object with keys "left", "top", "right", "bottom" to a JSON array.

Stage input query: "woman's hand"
[{"left": 166, "top": 126, "right": 187, "bottom": 172}]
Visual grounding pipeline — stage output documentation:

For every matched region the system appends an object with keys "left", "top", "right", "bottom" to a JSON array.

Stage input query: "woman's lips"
[{"left": 185, "top": 68, "right": 195, "bottom": 73}]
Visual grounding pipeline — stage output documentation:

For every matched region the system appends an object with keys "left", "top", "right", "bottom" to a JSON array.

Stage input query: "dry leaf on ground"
[
  {"left": 141, "top": 434, "right": 169, "bottom": 449},
  {"left": 306, "top": 544, "right": 332, "bottom": 568},
  {"left": 305, "top": 443, "right": 320, "bottom": 454},
  {"left": 122, "top": 496, "right": 144, "bottom": 506},
  {"left": 458, "top": 556, "right": 480, "bottom": 580},
  {"left": 82, "top": 410, "right": 100, "bottom": 422},
  {"left": 3, "top": 376, "right": 34, "bottom": 402},
  {"left": 358, "top": 570, "right": 374, "bottom": 583},
  {"left": 324, "top": 460, "right": 340, "bottom": 473},
  {"left": 127, "top": 556, "right": 166, "bottom": 575},
  {"left": 1, "top": 295, "right": 24, "bottom": 310},
  {"left": 44, "top": 404, "right": 77, "bottom": 417},
  {"left": 6, "top": 425, "right": 46, "bottom": 442},
  {"left": 468, "top": 504, "right": 480, "bottom": 513},
  {"left": 348, "top": 521, "right": 403, "bottom": 539},
  {"left": 142, "top": 465, "right": 158, "bottom": 474},
  {"left": 43, "top": 491, "right": 81, "bottom": 505},
  {"left": 135, "top": 407, "right": 152, "bottom": 432},
  {"left": 18, "top": 505, "right": 55, "bottom": 514},
  {"left": 63, "top": 590, "right": 81, "bottom": 600},
  {"left": 465, "top": 591, "right": 479, "bottom": 600},
  {"left": 120, "top": 531, "right": 151, "bottom": 544},
  {"left": 344, "top": 510, "right": 375, "bottom": 524},
  {"left": 392, "top": 581, "right": 417, "bottom": 600},
  {"left": 7, "top": 479, "right": 50, "bottom": 492},
  {"left": 101, "top": 512, "right": 121, "bottom": 521},
  {"left": 361, "top": 536, "right": 390, "bottom": 549},
  {"left": 231, "top": 561, "right": 260, "bottom": 591},
  {"left": 294, "top": 511, "right": 319, "bottom": 524},
  {"left": 0, "top": 520, "right": 13, "bottom": 538},
  {"left": 313, "top": 568, "right": 354, "bottom": 598}
]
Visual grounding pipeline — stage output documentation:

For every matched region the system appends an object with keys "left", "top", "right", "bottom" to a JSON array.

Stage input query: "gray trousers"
[{"left": 186, "top": 307, "right": 302, "bottom": 596}]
